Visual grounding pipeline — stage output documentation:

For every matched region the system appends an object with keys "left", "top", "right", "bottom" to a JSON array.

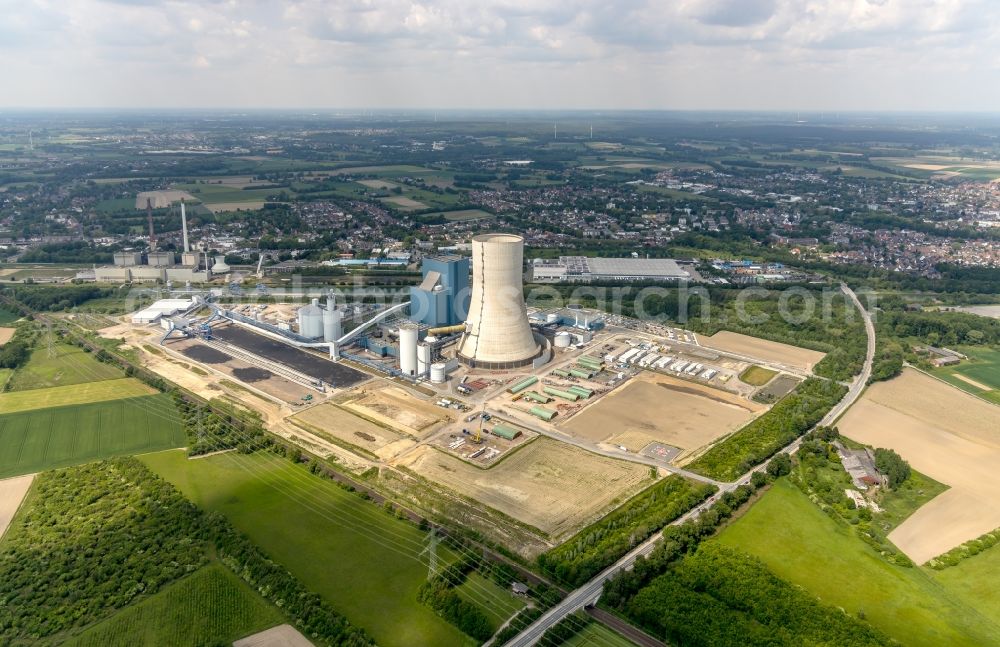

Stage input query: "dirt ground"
[
  {"left": 233, "top": 624, "right": 313, "bottom": 647},
  {"left": 344, "top": 386, "right": 447, "bottom": 437},
  {"left": 291, "top": 403, "right": 414, "bottom": 460},
  {"left": 838, "top": 368, "right": 1000, "bottom": 564},
  {"left": 562, "top": 372, "right": 764, "bottom": 455},
  {"left": 699, "top": 331, "right": 826, "bottom": 372},
  {"left": 135, "top": 189, "right": 196, "bottom": 209},
  {"left": 395, "top": 438, "right": 652, "bottom": 539},
  {"left": 0, "top": 474, "right": 34, "bottom": 540},
  {"left": 952, "top": 373, "right": 992, "bottom": 390},
  {"left": 0, "top": 328, "right": 15, "bottom": 346},
  {"left": 381, "top": 195, "right": 427, "bottom": 209}
]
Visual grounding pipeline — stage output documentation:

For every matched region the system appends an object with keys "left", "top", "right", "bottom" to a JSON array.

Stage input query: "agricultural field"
[
  {"left": 8, "top": 342, "right": 124, "bottom": 391},
  {"left": 0, "top": 394, "right": 184, "bottom": 479},
  {"left": 381, "top": 195, "right": 428, "bottom": 209},
  {"left": 931, "top": 542, "right": 1000, "bottom": 628},
  {"left": 172, "top": 182, "right": 282, "bottom": 205},
  {"left": 738, "top": 365, "right": 777, "bottom": 386},
  {"left": 141, "top": 449, "right": 479, "bottom": 647},
  {"left": 701, "top": 331, "right": 826, "bottom": 372},
  {"left": 932, "top": 346, "right": 1000, "bottom": 404},
  {"left": 837, "top": 368, "right": 1000, "bottom": 563},
  {"left": 396, "top": 437, "right": 653, "bottom": 539},
  {"left": 420, "top": 208, "right": 494, "bottom": 221},
  {"left": 63, "top": 564, "right": 284, "bottom": 647},
  {"left": 562, "top": 372, "right": 763, "bottom": 456},
  {"left": 0, "top": 328, "right": 14, "bottom": 345},
  {"left": 291, "top": 403, "right": 411, "bottom": 460},
  {"left": 205, "top": 201, "right": 266, "bottom": 213},
  {"left": 0, "top": 474, "right": 33, "bottom": 540},
  {"left": 717, "top": 479, "right": 1000, "bottom": 646},
  {"left": 0, "top": 377, "right": 155, "bottom": 414}
]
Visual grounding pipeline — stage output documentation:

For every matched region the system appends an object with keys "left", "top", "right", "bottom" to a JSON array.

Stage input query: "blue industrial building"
[{"left": 409, "top": 255, "right": 470, "bottom": 328}]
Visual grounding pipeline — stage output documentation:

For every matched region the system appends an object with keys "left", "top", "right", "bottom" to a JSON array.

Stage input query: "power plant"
[{"left": 457, "top": 234, "right": 540, "bottom": 369}]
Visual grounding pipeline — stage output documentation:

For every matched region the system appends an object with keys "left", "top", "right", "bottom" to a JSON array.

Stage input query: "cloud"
[{"left": 0, "top": 0, "right": 997, "bottom": 109}]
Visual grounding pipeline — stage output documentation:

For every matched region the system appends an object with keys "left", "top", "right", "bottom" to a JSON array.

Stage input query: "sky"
[{"left": 1, "top": 0, "right": 997, "bottom": 111}]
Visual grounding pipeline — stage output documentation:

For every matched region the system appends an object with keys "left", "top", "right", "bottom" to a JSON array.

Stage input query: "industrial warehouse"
[{"left": 111, "top": 230, "right": 822, "bottom": 554}]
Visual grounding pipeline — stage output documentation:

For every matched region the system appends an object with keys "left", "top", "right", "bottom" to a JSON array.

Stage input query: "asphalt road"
[{"left": 503, "top": 284, "right": 876, "bottom": 647}]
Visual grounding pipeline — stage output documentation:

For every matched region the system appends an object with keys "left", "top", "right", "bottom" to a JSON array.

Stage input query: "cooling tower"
[{"left": 458, "top": 233, "right": 539, "bottom": 369}]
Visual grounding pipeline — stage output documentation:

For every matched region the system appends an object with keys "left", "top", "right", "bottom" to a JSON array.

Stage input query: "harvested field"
[
  {"left": 0, "top": 474, "right": 33, "bottom": 540},
  {"left": 397, "top": 437, "right": 653, "bottom": 538},
  {"left": 0, "top": 328, "right": 15, "bottom": 346},
  {"left": 233, "top": 624, "right": 313, "bottom": 647},
  {"left": 562, "top": 372, "right": 763, "bottom": 454},
  {"left": 838, "top": 368, "right": 1000, "bottom": 564},
  {"left": 381, "top": 195, "right": 428, "bottom": 210},
  {"left": 701, "top": 331, "right": 826, "bottom": 371},
  {"left": 344, "top": 386, "right": 446, "bottom": 436},
  {"left": 291, "top": 404, "right": 410, "bottom": 460},
  {"left": 135, "top": 190, "right": 195, "bottom": 209}
]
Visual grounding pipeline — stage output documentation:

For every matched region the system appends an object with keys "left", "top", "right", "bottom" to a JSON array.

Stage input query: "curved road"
[{"left": 503, "top": 284, "right": 876, "bottom": 646}]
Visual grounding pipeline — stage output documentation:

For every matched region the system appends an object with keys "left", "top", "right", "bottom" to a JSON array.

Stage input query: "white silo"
[
  {"left": 430, "top": 362, "right": 447, "bottom": 383},
  {"left": 458, "top": 234, "right": 539, "bottom": 369},
  {"left": 398, "top": 324, "right": 419, "bottom": 376},
  {"left": 298, "top": 298, "right": 324, "bottom": 338},
  {"left": 323, "top": 297, "right": 342, "bottom": 342},
  {"left": 554, "top": 331, "right": 572, "bottom": 348},
  {"left": 417, "top": 343, "right": 432, "bottom": 375}
]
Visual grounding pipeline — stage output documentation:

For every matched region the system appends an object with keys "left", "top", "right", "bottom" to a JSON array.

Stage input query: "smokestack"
[
  {"left": 146, "top": 198, "right": 156, "bottom": 252},
  {"left": 180, "top": 200, "right": 190, "bottom": 253}
]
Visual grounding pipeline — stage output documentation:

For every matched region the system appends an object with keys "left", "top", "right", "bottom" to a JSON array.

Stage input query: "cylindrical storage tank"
[
  {"left": 554, "top": 332, "right": 572, "bottom": 348},
  {"left": 430, "top": 362, "right": 447, "bottom": 383},
  {"left": 298, "top": 303, "right": 324, "bottom": 338},
  {"left": 417, "top": 343, "right": 432, "bottom": 376},
  {"left": 398, "top": 324, "right": 419, "bottom": 376},
  {"left": 323, "top": 307, "right": 342, "bottom": 342},
  {"left": 458, "top": 234, "right": 540, "bottom": 368}
]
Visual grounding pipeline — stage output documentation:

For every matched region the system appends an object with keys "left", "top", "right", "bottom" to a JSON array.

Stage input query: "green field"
[
  {"left": 172, "top": 183, "right": 282, "bottom": 204},
  {"left": 716, "top": 479, "right": 1000, "bottom": 646},
  {"left": 932, "top": 542, "right": 1000, "bottom": 628},
  {"left": 0, "top": 377, "right": 154, "bottom": 413},
  {"left": 0, "top": 307, "right": 20, "bottom": 325},
  {"left": 421, "top": 208, "right": 494, "bottom": 221},
  {"left": 9, "top": 342, "right": 123, "bottom": 391},
  {"left": 140, "top": 449, "right": 482, "bottom": 647},
  {"left": 0, "top": 394, "right": 184, "bottom": 479},
  {"left": 932, "top": 347, "right": 1000, "bottom": 404},
  {"left": 64, "top": 564, "right": 284, "bottom": 647},
  {"left": 454, "top": 572, "right": 525, "bottom": 633},
  {"left": 739, "top": 365, "right": 778, "bottom": 386}
]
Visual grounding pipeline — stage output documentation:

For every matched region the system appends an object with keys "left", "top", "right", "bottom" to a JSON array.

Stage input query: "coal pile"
[
  {"left": 233, "top": 367, "right": 272, "bottom": 383},
  {"left": 182, "top": 345, "right": 231, "bottom": 364}
]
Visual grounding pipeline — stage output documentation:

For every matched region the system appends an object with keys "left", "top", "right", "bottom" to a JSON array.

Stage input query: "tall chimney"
[
  {"left": 180, "top": 200, "right": 190, "bottom": 253},
  {"left": 146, "top": 198, "right": 156, "bottom": 252}
]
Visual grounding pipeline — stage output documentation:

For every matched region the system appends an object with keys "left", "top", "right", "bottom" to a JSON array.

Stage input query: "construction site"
[{"left": 109, "top": 231, "right": 822, "bottom": 552}]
